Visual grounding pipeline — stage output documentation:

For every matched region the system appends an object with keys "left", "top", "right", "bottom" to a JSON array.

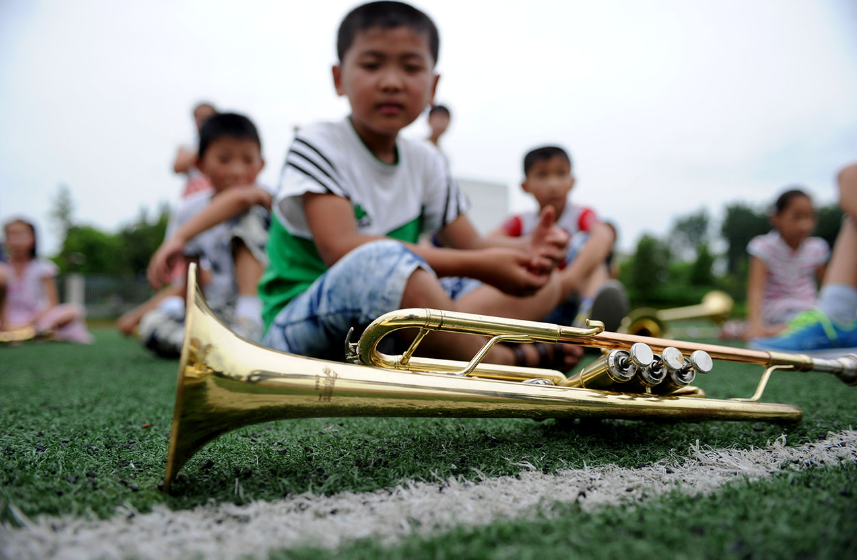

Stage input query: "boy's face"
[
  {"left": 522, "top": 156, "right": 575, "bottom": 215},
  {"left": 428, "top": 112, "right": 450, "bottom": 137},
  {"left": 333, "top": 26, "right": 439, "bottom": 139},
  {"left": 197, "top": 137, "right": 264, "bottom": 192}
]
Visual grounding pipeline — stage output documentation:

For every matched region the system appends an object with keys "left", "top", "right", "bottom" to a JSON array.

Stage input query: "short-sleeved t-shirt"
[
  {"left": 0, "top": 258, "right": 58, "bottom": 326},
  {"left": 500, "top": 202, "right": 597, "bottom": 239},
  {"left": 259, "top": 117, "right": 468, "bottom": 329},
  {"left": 747, "top": 231, "right": 829, "bottom": 324},
  {"left": 500, "top": 202, "right": 598, "bottom": 269}
]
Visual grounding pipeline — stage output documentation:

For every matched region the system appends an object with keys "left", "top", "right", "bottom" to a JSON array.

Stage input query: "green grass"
[
  {"left": 2, "top": 329, "right": 856, "bottom": 526},
  {"left": 273, "top": 464, "right": 857, "bottom": 560}
]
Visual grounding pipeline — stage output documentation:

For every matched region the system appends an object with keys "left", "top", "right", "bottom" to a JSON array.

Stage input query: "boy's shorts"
[
  {"left": 262, "top": 234, "right": 591, "bottom": 361},
  {"left": 263, "top": 240, "right": 471, "bottom": 361}
]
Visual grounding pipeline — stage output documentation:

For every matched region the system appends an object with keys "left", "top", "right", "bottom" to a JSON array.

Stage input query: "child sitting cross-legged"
[
  {"left": 142, "top": 112, "right": 272, "bottom": 357},
  {"left": 492, "top": 146, "right": 628, "bottom": 332},
  {"left": 259, "top": 1, "right": 594, "bottom": 371},
  {"left": 1, "top": 218, "right": 93, "bottom": 344}
]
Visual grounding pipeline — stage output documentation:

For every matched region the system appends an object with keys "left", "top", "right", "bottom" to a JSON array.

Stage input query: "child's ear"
[
  {"left": 427, "top": 73, "right": 440, "bottom": 107},
  {"left": 569, "top": 175, "right": 576, "bottom": 190},
  {"left": 194, "top": 154, "right": 204, "bottom": 173},
  {"left": 521, "top": 180, "right": 531, "bottom": 193},
  {"left": 332, "top": 65, "right": 345, "bottom": 96}
]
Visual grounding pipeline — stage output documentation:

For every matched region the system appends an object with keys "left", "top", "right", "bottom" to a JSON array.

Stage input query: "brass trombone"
[
  {"left": 620, "top": 290, "right": 734, "bottom": 338},
  {"left": 164, "top": 265, "right": 856, "bottom": 490}
]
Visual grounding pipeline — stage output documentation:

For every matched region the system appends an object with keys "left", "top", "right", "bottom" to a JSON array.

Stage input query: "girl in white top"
[
  {"left": 0, "top": 218, "right": 93, "bottom": 343},
  {"left": 745, "top": 189, "right": 829, "bottom": 339}
]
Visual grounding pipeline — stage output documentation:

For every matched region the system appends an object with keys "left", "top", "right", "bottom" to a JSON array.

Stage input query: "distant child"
[
  {"left": 427, "top": 104, "right": 450, "bottom": 148},
  {"left": 750, "top": 170, "right": 856, "bottom": 357},
  {"left": 744, "top": 189, "right": 829, "bottom": 340},
  {"left": 141, "top": 112, "right": 272, "bottom": 357},
  {"left": 258, "top": 1, "right": 589, "bottom": 370},
  {"left": 493, "top": 146, "right": 627, "bottom": 331},
  {"left": 0, "top": 218, "right": 93, "bottom": 343}
]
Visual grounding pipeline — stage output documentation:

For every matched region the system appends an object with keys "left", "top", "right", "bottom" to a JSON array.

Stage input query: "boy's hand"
[
  {"left": 528, "top": 206, "right": 569, "bottom": 274},
  {"left": 147, "top": 238, "right": 185, "bottom": 289},
  {"left": 477, "top": 248, "right": 553, "bottom": 296}
]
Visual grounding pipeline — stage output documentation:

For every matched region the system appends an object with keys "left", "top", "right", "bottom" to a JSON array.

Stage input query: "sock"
[
  {"left": 818, "top": 283, "right": 857, "bottom": 325},
  {"left": 157, "top": 295, "right": 185, "bottom": 318},
  {"left": 236, "top": 295, "right": 262, "bottom": 323}
]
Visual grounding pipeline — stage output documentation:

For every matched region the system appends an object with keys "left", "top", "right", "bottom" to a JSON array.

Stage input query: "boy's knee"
[{"left": 346, "top": 239, "right": 412, "bottom": 262}]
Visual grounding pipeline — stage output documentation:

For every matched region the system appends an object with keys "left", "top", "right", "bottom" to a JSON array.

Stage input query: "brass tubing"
[{"left": 359, "top": 309, "right": 857, "bottom": 384}]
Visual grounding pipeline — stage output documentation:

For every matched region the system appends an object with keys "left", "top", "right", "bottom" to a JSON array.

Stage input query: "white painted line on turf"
[{"left": 2, "top": 430, "right": 856, "bottom": 560}]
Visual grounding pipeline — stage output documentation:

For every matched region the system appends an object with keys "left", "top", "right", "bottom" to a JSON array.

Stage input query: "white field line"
[{"left": 2, "top": 430, "right": 856, "bottom": 560}]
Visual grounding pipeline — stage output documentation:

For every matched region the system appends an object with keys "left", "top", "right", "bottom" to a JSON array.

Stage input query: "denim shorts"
[
  {"left": 262, "top": 234, "right": 589, "bottom": 360},
  {"left": 263, "top": 240, "right": 445, "bottom": 360}
]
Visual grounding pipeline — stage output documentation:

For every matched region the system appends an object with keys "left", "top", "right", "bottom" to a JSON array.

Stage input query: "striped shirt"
[
  {"left": 259, "top": 118, "right": 469, "bottom": 329},
  {"left": 747, "top": 231, "right": 829, "bottom": 324}
]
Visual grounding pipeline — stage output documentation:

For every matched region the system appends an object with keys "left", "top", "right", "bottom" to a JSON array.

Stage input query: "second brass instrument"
[{"left": 164, "top": 265, "right": 856, "bottom": 490}]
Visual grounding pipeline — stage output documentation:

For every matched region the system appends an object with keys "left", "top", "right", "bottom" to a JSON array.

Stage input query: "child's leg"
[
  {"left": 230, "top": 207, "right": 269, "bottom": 341},
  {"left": 38, "top": 304, "right": 94, "bottom": 344},
  {"left": 817, "top": 217, "right": 857, "bottom": 324},
  {"left": 265, "top": 239, "right": 569, "bottom": 366}
]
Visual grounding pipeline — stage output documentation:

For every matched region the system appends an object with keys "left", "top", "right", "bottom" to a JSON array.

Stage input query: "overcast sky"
[{"left": 1, "top": 0, "right": 856, "bottom": 255}]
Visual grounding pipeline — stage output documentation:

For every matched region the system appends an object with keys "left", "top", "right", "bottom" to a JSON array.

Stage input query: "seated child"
[
  {"left": 427, "top": 104, "right": 450, "bottom": 148},
  {"left": 116, "top": 190, "right": 214, "bottom": 337},
  {"left": 141, "top": 112, "right": 272, "bottom": 357},
  {"left": 0, "top": 218, "right": 93, "bottom": 343},
  {"left": 493, "top": 146, "right": 627, "bottom": 331},
  {"left": 259, "top": 1, "right": 587, "bottom": 371},
  {"left": 745, "top": 189, "right": 829, "bottom": 340},
  {"left": 750, "top": 165, "right": 857, "bottom": 356}
]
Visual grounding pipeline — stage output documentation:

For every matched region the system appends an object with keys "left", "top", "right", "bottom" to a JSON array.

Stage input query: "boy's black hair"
[
  {"left": 337, "top": 1, "right": 439, "bottom": 64},
  {"left": 773, "top": 188, "right": 811, "bottom": 214},
  {"left": 523, "top": 146, "right": 572, "bottom": 176},
  {"left": 4, "top": 218, "right": 38, "bottom": 259},
  {"left": 429, "top": 104, "right": 450, "bottom": 118},
  {"left": 198, "top": 112, "right": 261, "bottom": 160}
]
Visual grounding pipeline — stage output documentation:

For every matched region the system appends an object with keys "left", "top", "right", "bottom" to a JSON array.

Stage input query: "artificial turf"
[
  {"left": 272, "top": 464, "right": 857, "bottom": 560},
  {"left": 2, "top": 329, "right": 856, "bottom": 526}
]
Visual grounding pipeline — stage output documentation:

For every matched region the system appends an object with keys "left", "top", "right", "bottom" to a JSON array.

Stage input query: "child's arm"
[
  {"left": 439, "top": 207, "right": 569, "bottom": 274},
  {"left": 745, "top": 256, "right": 767, "bottom": 339},
  {"left": 304, "top": 193, "right": 552, "bottom": 296},
  {"left": 173, "top": 147, "right": 196, "bottom": 175},
  {"left": 148, "top": 187, "right": 272, "bottom": 288},
  {"left": 555, "top": 221, "right": 614, "bottom": 300},
  {"left": 816, "top": 264, "right": 827, "bottom": 287}
]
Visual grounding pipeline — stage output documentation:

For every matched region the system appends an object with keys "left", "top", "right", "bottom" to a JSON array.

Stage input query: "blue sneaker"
[{"left": 748, "top": 308, "right": 857, "bottom": 358}]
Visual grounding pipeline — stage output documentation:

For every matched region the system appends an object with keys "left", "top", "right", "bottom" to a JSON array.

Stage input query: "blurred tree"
[
  {"left": 670, "top": 208, "right": 709, "bottom": 259},
  {"left": 629, "top": 234, "right": 671, "bottom": 299},
  {"left": 814, "top": 203, "right": 843, "bottom": 249},
  {"left": 57, "top": 226, "right": 126, "bottom": 275},
  {"left": 720, "top": 203, "right": 769, "bottom": 274},
  {"left": 50, "top": 184, "right": 75, "bottom": 238},
  {"left": 119, "top": 205, "right": 169, "bottom": 277},
  {"left": 690, "top": 243, "right": 715, "bottom": 286}
]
